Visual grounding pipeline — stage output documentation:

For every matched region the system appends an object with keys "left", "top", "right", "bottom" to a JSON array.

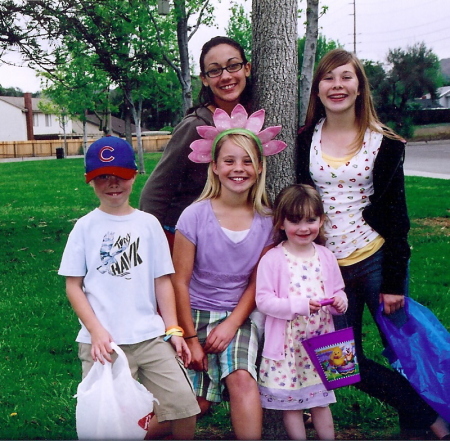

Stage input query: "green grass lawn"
[{"left": 0, "top": 155, "right": 448, "bottom": 439}]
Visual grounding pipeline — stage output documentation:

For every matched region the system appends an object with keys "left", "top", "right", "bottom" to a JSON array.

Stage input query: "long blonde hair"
[
  {"left": 197, "top": 133, "right": 270, "bottom": 215},
  {"left": 305, "top": 49, "right": 403, "bottom": 153}
]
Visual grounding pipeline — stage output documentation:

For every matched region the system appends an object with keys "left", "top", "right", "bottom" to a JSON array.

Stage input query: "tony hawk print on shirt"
[{"left": 97, "top": 231, "right": 142, "bottom": 278}]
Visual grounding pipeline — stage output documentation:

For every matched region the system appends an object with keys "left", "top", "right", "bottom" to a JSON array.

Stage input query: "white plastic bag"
[{"left": 75, "top": 342, "right": 158, "bottom": 439}]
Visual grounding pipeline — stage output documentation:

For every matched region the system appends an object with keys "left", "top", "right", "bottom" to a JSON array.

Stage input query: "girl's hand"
[
  {"left": 186, "top": 338, "right": 208, "bottom": 372},
  {"left": 90, "top": 327, "right": 114, "bottom": 364},
  {"left": 380, "top": 293, "right": 405, "bottom": 314},
  {"left": 203, "top": 320, "right": 238, "bottom": 354},
  {"left": 331, "top": 297, "right": 347, "bottom": 314},
  {"left": 169, "top": 335, "right": 192, "bottom": 367},
  {"left": 309, "top": 299, "right": 321, "bottom": 315}
]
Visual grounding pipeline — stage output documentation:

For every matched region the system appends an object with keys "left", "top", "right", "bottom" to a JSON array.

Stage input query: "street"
[
  {"left": 404, "top": 140, "right": 450, "bottom": 180},
  {"left": 2, "top": 140, "right": 450, "bottom": 181}
]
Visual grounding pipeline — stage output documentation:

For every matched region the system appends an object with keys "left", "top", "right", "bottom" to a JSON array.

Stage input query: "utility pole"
[{"left": 352, "top": 0, "right": 356, "bottom": 54}]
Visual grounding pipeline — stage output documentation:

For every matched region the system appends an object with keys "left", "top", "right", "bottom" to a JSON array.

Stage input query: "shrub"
[
  {"left": 386, "top": 116, "right": 415, "bottom": 140},
  {"left": 159, "top": 125, "right": 173, "bottom": 133}
]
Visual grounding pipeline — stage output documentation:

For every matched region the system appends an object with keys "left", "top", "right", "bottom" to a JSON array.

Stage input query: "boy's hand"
[
  {"left": 169, "top": 335, "right": 192, "bottom": 367},
  {"left": 331, "top": 297, "right": 347, "bottom": 314},
  {"left": 309, "top": 299, "right": 321, "bottom": 315},
  {"left": 90, "top": 327, "right": 114, "bottom": 364}
]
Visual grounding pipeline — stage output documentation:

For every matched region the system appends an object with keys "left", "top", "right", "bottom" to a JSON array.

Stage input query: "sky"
[{"left": 1, "top": 0, "right": 449, "bottom": 93}]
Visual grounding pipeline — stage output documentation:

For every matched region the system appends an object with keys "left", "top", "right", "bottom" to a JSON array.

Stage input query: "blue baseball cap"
[{"left": 85, "top": 136, "right": 137, "bottom": 183}]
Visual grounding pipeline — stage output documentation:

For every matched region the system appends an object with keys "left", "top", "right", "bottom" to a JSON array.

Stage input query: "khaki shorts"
[{"left": 78, "top": 337, "right": 200, "bottom": 422}]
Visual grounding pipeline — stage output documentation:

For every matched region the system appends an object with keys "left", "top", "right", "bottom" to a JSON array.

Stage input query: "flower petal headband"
[{"left": 188, "top": 104, "right": 287, "bottom": 163}]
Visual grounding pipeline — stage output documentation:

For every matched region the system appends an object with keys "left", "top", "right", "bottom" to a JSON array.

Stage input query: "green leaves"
[
  {"left": 226, "top": 2, "right": 252, "bottom": 59},
  {"left": 388, "top": 43, "right": 442, "bottom": 109}
]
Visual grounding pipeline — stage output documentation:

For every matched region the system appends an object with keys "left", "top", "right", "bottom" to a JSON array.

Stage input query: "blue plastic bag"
[{"left": 376, "top": 297, "right": 450, "bottom": 422}]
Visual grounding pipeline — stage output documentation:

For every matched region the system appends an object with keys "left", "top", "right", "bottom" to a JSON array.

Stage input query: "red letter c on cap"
[{"left": 99, "top": 146, "right": 114, "bottom": 162}]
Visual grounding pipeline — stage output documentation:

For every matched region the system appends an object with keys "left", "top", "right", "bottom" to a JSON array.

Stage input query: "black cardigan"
[{"left": 296, "top": 125, "right": 410, "bottom": 295}]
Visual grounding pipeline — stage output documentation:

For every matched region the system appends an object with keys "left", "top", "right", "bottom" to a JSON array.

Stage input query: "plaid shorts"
[{"left": 189, "top": 309, "right": 259, "bottom": 403}]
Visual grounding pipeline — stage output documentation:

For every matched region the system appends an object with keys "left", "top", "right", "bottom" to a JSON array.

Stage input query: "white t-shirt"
[{"left": 58, "top": 208, "right": 174, "bottom": 345}]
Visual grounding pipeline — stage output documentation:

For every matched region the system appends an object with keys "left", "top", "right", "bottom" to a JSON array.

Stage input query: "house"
[
  {"left": 0, "top": 94, "right": 71, "bottom": 142},
  {"left": 437, "top": 86, "right": 450, "bottom": 108},
  {"left": 0, "top": 93, "right": 143, "bottom": 142},
  {"left": 72, "top": 113, "right": 141, "bottom": 138}
]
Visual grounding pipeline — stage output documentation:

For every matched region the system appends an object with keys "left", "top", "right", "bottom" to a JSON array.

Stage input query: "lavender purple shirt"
[{"left": 177, "top": 199, "right": 274, "bottom": 312}]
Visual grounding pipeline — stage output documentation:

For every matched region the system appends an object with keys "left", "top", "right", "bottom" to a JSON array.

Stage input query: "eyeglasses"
[{"left": 204, "top": 62, "right": 245, "bottom": 78}]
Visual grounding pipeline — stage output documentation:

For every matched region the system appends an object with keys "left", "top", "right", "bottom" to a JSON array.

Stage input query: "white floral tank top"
[{"left": 309, "top": 119, "right": 382, "bottom": 259}]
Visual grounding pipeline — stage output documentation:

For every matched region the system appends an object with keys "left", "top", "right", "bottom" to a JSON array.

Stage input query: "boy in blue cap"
[{"left": 59, "top": 136, "right": 200, "bottom": 439}]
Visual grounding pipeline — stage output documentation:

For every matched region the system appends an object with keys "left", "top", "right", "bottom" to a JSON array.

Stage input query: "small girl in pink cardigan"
[{"left": 256, "top": 184, "right": 347, "bottom": 440}]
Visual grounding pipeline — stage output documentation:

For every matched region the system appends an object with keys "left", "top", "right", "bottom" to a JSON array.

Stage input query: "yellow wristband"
[
  {"left": 165, "top": 326, "right": 184, "bottom": 336},
  {"left": 164, "top": 326, "right": 184, "bottom": 341}
]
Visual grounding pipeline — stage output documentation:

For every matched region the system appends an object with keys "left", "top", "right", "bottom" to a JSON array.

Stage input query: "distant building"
[
  {"left": 437, "top": 86, "right": 450, "bottom": 108},
  {"left": 0, "top": 94, "right": 70, "bottom": 141},
  {"left": 414, "top": 91, "right": 444, "bottom": 110},
  {"left": 72, "top": 113, "right": 141, "bottom": 138},
  {"left": 0, "top": 94, "right": 143, "bottom": 142}
]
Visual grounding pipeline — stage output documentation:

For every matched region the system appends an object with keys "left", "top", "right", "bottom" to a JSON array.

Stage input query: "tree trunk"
[
  {"left": 59, "top": 112, "right": 68, "bottom": 155},
  {"left": 107, "top": 111, "right": 113, "bottom": 136},
  {"left": 299, "top": 0, "right": 319, "bottom": 126},
  {"left": 174, "top": 0, "right": 192, "bottom": 115},
  {"left": 124, "top": 90, "right": 133, "bottom": 145},
  {"left": 252, "top": 0, "right": 298, "bottom": 203},
  {"left": 83, "top": 117, "right": 87, "bottom": 155},
  {"left": 125, "top": 91, "right": 145, "bottom": 175},
  {"left": 252, "top": 1, "right": 298, "bottom": 437},
  {"left": 132, "top": 106, "right": 145, "bottom": 175}
]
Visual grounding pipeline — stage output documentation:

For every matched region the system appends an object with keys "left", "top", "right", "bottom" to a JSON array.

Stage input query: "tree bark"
[
  {"left": 252, "top": 0, "right": 298, "bottom": 203},
  {"left": 252, "top": 1, "right": 298, "bottom": 434},
  {"left": 124, "top": 88, "right": 145, "bottom": 174},
  {"left": 299, "top": 0, "right": 319, "bottom": 126},
  {"left": 174, "top": 0, "right": 192, "bottom": 115}
]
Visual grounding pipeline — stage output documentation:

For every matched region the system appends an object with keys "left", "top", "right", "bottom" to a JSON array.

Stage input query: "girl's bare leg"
[
  {"left": 226, "top": 369, "right": 262, "bottom": 439},
  {"left": 311, "top": 406, "right": 334, "bottom": 440},
  {"left": 283, "top": 409, "right": 307, "bottom": 440}
]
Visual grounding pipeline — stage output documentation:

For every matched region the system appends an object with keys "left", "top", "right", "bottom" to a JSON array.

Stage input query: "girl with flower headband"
[{"left": 172, "top": 104, "right": 286, "bottom": 439}]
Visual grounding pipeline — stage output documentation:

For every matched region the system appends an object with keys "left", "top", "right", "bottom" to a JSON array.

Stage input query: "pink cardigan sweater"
[{"left": 256, "top": 243, "right": 347, "bottom": 360}]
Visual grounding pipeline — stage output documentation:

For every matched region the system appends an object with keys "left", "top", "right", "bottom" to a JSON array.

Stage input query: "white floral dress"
[{"left": 258, "top": 247, "right": 336, "bottom": 410}]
